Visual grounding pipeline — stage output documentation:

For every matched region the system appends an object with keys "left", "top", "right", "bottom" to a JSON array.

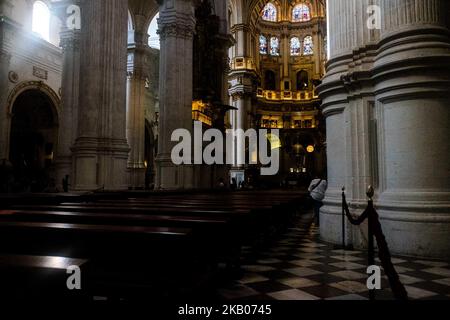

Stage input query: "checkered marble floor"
[{"left": 216, "top": 214, "right": 450, "bottom": 301}]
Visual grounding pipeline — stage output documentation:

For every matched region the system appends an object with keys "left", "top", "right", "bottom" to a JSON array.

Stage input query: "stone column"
[
  {"left": 54, "top": 25, "right": 81, "bottom": 191},
  {"left": 317, "top": 0, "right": 380, "bottom": 246},
  {"left": 374, "top": 0, "right": 450, "bottom": 257},
  {"left": 126, "top": 14, "right": 150, "bottom": 190},
  {"left": 72, "top": 0, "right": 130, "bottom": 191},
  {"left": 0, "top": 0, "right": 13, "bottom": 160},
  {"left": 0, "top": 50, "right": 11, "bottom": 161},
  {"left": 155, "top": 0, "right": 196, "bottom": 190},
  {"left": 228, "top": 73, "right": 254, "bottom": 185}
]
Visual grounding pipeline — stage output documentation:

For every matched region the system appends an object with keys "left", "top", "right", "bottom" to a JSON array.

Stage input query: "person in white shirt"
[{"left": 308, "top": 177, "right": 328, "bottom": 225}]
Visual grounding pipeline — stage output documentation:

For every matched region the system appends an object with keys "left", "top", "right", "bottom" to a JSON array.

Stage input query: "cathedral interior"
[{"left": 0, "top": 0, "right": 449, "bottom": 306}]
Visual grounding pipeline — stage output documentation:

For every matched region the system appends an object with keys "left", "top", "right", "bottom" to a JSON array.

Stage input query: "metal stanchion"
[{"left": 367, "top": 186, "right": 376, "bottom": 301}]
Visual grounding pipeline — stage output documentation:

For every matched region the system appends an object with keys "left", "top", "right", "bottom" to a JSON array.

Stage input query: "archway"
[
  {"left": 9, "top": 89, "right": 59, "bottom": 192},
  {"left": 297, "top": 70, "right": 309, "bottom": 90}
]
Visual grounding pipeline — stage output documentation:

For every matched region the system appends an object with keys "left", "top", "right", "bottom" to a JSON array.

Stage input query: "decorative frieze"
[{"left": 158, "top": 23, "right": 195, "bottom": 40}]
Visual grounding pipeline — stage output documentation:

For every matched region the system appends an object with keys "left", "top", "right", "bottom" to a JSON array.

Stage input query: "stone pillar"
[
  {"left": 72, "top": 0, "right": 130, "bottom": 191},
  {"left": 0, "top": 0, "right": 13, "bottom": 17},
  {"left": 126, "top": 14, "right": 150, "bottom": 190},
  {"left": 228, "top": 71, "right": 254, "bottom": 185},
  {"left": 319, "top": 0, "right": 450, "bottom": 258},
  {"left": 155, "top": 0, "right": 195, "bottom": 190},
  {"left": 317, "top": 0, "right": 380, "bottom": 247},
  {"left": 0, "top": 50, "right": 11, "bottom": 161},
  {"left": 0, "top": 0, "right": 13, "bottom": 160},
  {"left": 373, "top": 0, "right": 450, "bottom": 257},
  {"left": 54, "top": 25, "right": 81, "bottom": 191}
]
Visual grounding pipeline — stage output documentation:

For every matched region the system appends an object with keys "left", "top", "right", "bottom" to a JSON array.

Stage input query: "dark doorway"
[
  {"left": 264, "top": 70, "right": 276, "bottom": 90},
  {"left": 9, "top": 89, "right": 58, "bottom": 192},
  {"left": 297, "top": 70, "right": 309, "bottom": 90},
  {"left": 144, "top": 121, "right": 156, "bottom": 190}
]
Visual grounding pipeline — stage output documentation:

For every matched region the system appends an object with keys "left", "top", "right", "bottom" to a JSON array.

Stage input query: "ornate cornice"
[{"left": 0, "top": 51, "right": 11, "bottom": 63}]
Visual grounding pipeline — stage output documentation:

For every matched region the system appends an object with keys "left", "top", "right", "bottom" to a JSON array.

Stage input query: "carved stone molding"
[
  {"left": 60, "top": 35, "right": 80, "bottom": 52},
  {"left": 7, "top": 80, "right": 61, "bottom": 116},
  {"left": 158, "top": 23, "right": 195, "bottom": 40},
  {"left": 0, "top": 51, "right": 11, "bottom": 63},
  {"left": 8, "top": 71, "right": 18, "bottom": 83}
]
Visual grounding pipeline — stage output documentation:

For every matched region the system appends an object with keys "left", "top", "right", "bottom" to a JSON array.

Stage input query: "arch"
[
  {"left": 128, "top": 10, "right": 134, "bottom": 31},
  {"left": 261, "top": 2, "right": 278, "bottom": 22},
  {"left": 8, "top": 87, "right": 60, "bottom": 192},
  {"left": 32, "top": 0, "right": 51, "bottom": 41},
  {"left": 148, "top": 12, "right": 160, "bottom": 49},
  {"left": 292, "top": 3, "right": 311, "bottom": 22},
  {"left": 296, "top": 70, "right": 309, "bottom": 90},
  {"left": 7, "top": 81, "right": 61, "bottom": 119},
  {"left": 128, "top": 0, "right": 160, "bottom": 38}
]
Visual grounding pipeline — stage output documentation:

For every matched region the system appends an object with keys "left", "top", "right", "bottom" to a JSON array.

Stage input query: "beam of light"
[{"left": 32, "top": 1, "right": 51, "bottom": 42}]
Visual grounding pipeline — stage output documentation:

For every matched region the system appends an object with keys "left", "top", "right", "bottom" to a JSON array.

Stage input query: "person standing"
[{"left": 308, "top": 177, "right": 328, "bottom": 225}]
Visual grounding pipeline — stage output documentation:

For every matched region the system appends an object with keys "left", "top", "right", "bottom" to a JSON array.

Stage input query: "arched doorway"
[
  {"left": 297, "top": 70, "right": 309, "bottom": 90},
  {"left": 9, "top": 89, "right": 59, "bottom": 192}
]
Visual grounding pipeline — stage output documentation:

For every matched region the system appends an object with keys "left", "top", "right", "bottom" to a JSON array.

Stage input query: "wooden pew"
[{"left": 0, "top": 254, "right": 88, "bottom": 301}]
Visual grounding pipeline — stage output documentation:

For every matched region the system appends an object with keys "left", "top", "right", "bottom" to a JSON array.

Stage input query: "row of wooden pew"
[{"left": 0, "top": 190, "right": 307, "bottom": 301}]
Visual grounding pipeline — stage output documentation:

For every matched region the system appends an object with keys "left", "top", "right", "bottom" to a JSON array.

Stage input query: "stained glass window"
[
  {"left": 290, "top": 37, "right": 301, "bottom": 56},
  {"left": 292, "top": 4, "right": 311, "bottom": 22},
  {"left": 303, "top": 36, "right": 313, "bottom": 55},
  {"left": 259, "top": 35, "right": 268, "bottom": 54},
  {"left": 270, "top": 37, "right": 280, "bottom": 56},
  {"left": 261, "top": 3, "right": 277, "bottom": 22}
]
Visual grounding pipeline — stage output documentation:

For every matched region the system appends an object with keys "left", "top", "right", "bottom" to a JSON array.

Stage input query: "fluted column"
[
  {"left": 317, "top": 0, "right": 380, "bottom": 246},
  {"left": 0, "top": 51, "right": 11, "bottom": 160},
  {"left": 72, "top": 0, "right": 130, "bottom": 191},
  {"left": 54, "top": 23, "right": 81, "bottom": 191},
  {"left": 155, "top": 0, "right": 196, "bottom": 190},
  {"left": 0, "top": 0, "right": 13, "bottom": 160},
  {"left": 373, "top": 0, "right": 450, "bottom": 257},
  {"left": 229, "top": 91, "right": 252, "bottom": 163},
  {"left": 126, "top": 14, "right": 151, "bottom": 190}
]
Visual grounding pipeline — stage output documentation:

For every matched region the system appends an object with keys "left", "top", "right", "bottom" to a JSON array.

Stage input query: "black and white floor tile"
[{"left": 216, "top": 214, "right": 450, "bottom": 301}]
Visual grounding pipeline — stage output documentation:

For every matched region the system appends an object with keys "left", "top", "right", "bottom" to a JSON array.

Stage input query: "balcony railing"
[{"left": 257, "top": 89, "right": 319, "bottom": 102}]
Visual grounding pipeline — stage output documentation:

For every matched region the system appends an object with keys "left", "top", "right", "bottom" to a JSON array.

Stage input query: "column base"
[
  {"left": 127, "top": 166, "right": 146, "bottom": 190},
  {"left": 72, "top": 137, "right": 130, "bottom": 191},
  {"left": 155, "top": 154, "right": 194, "bottom": 190},
  {"left": 54, "top": 156, "right": 72, "bottom": 192},
  {"left": 319, "top": 191, "right": 450, "bottom": 259}
]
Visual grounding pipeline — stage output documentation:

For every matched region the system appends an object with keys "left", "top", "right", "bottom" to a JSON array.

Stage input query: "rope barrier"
[{"left": 341, "top": 186, "right": 408, "bottom": 300}]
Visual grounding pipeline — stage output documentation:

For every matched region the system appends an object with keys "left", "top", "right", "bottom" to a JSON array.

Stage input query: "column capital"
[
  {"left": 60, "top": 30, "right": 81, "bottom": 52},
  {"left": 158, "top": 22, "right": 195, "bottom": 40},
  {"left": 157, "top": 0, "right": 196, "bottom": 40},
  {"left": 230, "top": 23, "right": 251, "bottom": 34}
]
